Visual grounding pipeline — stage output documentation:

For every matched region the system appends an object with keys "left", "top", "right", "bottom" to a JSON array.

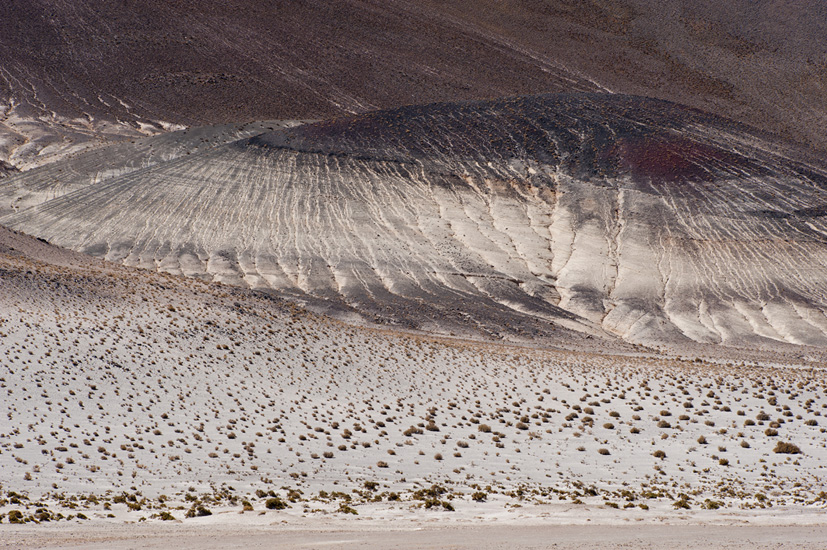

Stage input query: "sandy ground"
[
  {"left": 4, "top": 522, "right": 827, "bottom": 550},
  {"left": 3, "top": 223, "right": 827, "bottom": 549}
]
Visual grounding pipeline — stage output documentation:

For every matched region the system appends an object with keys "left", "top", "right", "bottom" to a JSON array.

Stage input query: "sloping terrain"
[
  {"left": 2, "top": 225, "right": 827, "bottom": 529},
  {"left": 0, "top": 119, "right": 301, "bottom": 215},
  {"left": 3, "top": 93, "right": 827, "bottom": 349},
  {"left": 2, "top": 1, "right": 826, "bottom": 170}
]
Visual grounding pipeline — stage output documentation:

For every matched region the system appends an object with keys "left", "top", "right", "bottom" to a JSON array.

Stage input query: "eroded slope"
[{"left": 3, "top": 94, "right": 827, "bottom": 349}]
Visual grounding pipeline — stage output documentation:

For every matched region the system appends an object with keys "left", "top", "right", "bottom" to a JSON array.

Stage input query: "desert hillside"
[
  {"left": 3, "top": 94, "right": 827, "bottom": 349},
  {"left": 2, "top": 2, "right": 827, "bottom": 547},
  {"left": 2, "top": 1, "right": 827, "bottom": 170}
]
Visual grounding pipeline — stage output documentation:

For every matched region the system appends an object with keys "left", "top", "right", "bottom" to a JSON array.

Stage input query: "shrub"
[
  {"left": 471, "top": 491, "right": 487, "bottom": 502},
  {"left": 773, "top": 442, "right": 801, "bottom": 454},
  {"left": 598, "top": 448, "right": 610, "bottom": 455},
  {"left": 657, "top": 420, "right": 671, "bottom": 429},
  {"left": 434, "top": 453, "right": 443, "bottom": 461},
  {"left": 8, "top": 510, "right": 23, "bottom": 523},
  {"left": 376, "top": 460, "right": 389, "bottom": 468},
  {"left": 185, "top": 505, "right": 211, "bottom": 518},
  {"left": 603, "top": 423, "right": 615, "bottom": 430},
  {"left": 265, "top": 497, "right": 287, "bottom": 510},
  {"left": 697, "top": 436, "right": 707, "bottom": 444},
  {"left": 478, "top": 424, "right": 492, "bottom": 433},
  {"left": 718, "top": 458, "right": 729, "bottom": 466},
  {"left": 338, "top": 503, "right": 358, "bottom": 515},
  {"left": 765, "top": 428, "right": 778, "bottom": 437},
  {"left": 672, "top": 496, "right": 690, "bottom": 510},
  {"left": 653, "top": 450, "right": 666, "bottom": 459},
  {"left": 423, "top": 499, "right": 454, "bottom": 511}
]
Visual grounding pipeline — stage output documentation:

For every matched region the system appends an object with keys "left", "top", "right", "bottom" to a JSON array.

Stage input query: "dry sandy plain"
[{"left": 1, "top": 222, "right": 827, "bottom": 548}]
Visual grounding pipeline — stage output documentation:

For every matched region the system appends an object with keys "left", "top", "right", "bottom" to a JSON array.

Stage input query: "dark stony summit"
[{"left": 254, "top": 94, "right": 779, "bottom": 184}]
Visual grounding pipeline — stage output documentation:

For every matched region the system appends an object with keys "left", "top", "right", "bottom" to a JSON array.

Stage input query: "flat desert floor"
[{"left": 5, "top": 522, "right": 827, "bottom": 550}]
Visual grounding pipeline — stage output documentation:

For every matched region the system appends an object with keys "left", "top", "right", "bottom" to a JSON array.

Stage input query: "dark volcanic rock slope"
[
  {"left": 4, "top": 93, "right": 827, "bottom": 348},
  {"left": 3, "top": 0, "right": 827, "bottom": 169}
]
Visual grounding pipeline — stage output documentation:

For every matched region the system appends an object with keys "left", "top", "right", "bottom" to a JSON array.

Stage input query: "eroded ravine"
[{"left": 3, "top": 93, "right": 827, "bottom": 349}]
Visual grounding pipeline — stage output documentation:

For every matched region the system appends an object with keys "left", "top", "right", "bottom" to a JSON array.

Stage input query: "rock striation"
[{"left": 4, "top": 93, "right": 827, "bottom": 348}]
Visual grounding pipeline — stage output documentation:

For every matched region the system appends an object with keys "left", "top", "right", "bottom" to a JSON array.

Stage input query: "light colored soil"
[{"left": 4, "top": 522, "right": 827, "bottom": 550}]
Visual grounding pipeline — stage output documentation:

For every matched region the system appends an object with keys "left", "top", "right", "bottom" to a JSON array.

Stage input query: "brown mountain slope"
[{"left": 1, "top": 0, "right": 826, "bottom": 168}]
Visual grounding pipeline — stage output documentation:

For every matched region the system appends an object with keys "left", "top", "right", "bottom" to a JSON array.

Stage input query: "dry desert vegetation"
[
  {"left": 1, "top": 226, "right": 826, "bottom": 547},
  {"left": 4, "top": 2, "right": 827, "bottom": 548}
]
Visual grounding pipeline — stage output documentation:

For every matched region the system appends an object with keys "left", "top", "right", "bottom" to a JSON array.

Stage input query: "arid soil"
[
  {"left": 5, "top": 522, "right": 827, "bottom": 549},
  {"left": 1, "top": 225, "right": 826, "bottom": 547},
  {"left": 2, "top": 4, "right": 827, "bottom": 548}
]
